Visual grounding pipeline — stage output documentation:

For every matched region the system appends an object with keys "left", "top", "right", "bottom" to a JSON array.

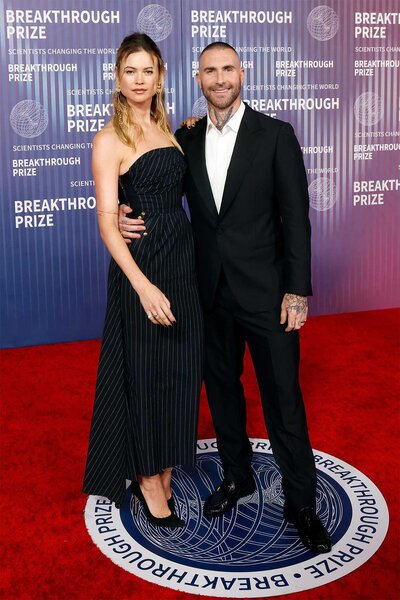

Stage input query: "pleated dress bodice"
[{"left": 118, "top": 146, "right": 196, "bottom": 286}]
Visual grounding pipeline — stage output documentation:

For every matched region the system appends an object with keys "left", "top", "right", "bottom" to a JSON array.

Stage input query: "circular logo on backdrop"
[
  {"left": 308, "top": 177, "right": 337, "bottom": 211},
  {"left": 85, "top": 439, "right": 388, "bottom": 597},
  {"left": 136, "top": 4, "right": 173, "bottom": 41},
  {"left": 10, "top": 100, "right": 48, "bottom": 138},
  {"left": 307, "top": 6, "right": 339, "bottom": 41},
  {"left": 192, "top": 96, "right": 208, "bottom": 118},
  {"left": 354, "top": 92, "right": 384, "bottom": 126}
]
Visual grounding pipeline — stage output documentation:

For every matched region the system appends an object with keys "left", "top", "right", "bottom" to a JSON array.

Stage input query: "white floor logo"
[{"left": 84, "top": 439, "right": 389, "bottom": 597}]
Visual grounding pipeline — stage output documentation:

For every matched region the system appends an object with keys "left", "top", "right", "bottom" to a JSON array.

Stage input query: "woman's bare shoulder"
[
  {"left": 92, "top": 122, "right": 123, "bottom": 161},
  {"left": 93, "top": 121, "right": 118, "bottom": 146}
]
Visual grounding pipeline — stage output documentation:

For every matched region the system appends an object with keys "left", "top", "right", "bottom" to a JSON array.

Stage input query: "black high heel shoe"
[
  {"left": 167, "top": 492, "right": 175, "bottom": 513},
  {"left": 131, "top": 481, "right": 185, "bottom": 528}
]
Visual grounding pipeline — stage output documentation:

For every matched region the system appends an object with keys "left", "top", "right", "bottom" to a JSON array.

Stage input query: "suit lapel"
[
  {"left": 218, "top": 105, "right": 260, "bottom": 220},
  {"left": 186, "top": 119, "right": 218, "bottom": 220}
]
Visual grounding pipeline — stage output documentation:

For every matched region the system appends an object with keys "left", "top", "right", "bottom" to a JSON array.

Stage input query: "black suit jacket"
[{"left": 175, "top": 104, "right": 312, "bottom": 312}]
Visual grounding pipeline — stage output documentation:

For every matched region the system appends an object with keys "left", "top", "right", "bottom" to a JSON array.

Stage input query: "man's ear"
[{"left": 195, "top": 72, "right": 201, "bottom": 88}]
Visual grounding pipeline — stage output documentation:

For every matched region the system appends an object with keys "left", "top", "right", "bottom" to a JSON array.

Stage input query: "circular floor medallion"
[{"left": 85, "top": 439, "right": 389, "bottom": 597}]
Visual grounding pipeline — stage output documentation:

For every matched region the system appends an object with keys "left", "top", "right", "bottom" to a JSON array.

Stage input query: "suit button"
[{"left": 217, "top": 226, "right": 224, "bottom": 234}]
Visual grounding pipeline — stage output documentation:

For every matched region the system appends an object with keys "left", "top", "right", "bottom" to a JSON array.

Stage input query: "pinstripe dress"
[{"left": 83, "top": 147, "right": 203, "bottom": 505}]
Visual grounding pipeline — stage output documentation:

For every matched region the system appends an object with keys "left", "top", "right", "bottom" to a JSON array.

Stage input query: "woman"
[{"left": 83, "top": 33, "right": 203, "bottom": 528}]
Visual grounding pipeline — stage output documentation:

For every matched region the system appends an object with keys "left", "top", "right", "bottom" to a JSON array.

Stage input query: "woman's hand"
[{"left": 137, "top": 281, "right": 176, "bottom": 326}]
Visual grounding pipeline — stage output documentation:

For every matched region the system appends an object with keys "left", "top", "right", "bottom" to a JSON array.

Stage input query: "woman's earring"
[{"left": 156, "top": 82, "right": 162, "bottom": 93}]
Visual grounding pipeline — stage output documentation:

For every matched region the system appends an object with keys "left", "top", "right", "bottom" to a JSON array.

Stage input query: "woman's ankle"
[{"left": 160, "top": 467, "right": 173, "bottom": 496}]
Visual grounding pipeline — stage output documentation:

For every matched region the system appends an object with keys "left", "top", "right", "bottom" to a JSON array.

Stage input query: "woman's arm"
[{"left": 93, "top": 131, "right": 175, "bottom": 326}]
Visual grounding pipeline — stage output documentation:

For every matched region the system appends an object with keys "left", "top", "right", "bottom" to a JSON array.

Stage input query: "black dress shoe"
[
  {"left": 203, "top": 478, "right": 256, "bottom": 517},
  {"left": 285, "top": 506, "right": 332, "bottom": 554}
]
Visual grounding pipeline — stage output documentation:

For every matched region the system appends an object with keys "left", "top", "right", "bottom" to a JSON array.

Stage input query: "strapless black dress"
[{"left": 83, "top": 147, "right": 203, "bottom": 505}]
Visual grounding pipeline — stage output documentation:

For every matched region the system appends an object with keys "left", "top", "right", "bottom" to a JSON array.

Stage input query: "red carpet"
[{"left": 1, "top": 309, "right": 399, "bottom": 599}]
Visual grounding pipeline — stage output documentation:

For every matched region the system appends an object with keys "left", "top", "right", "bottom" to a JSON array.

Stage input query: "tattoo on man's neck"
[{"left": 213, "top": 107, "right": 233, "bottom": 131}]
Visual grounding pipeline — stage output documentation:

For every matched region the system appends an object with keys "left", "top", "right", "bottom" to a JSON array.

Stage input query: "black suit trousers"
[{"left": 204, "top": 272, "right": 317, "bottom": 514}]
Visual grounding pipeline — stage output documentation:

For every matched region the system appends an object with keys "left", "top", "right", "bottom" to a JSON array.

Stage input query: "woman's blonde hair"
[{"left": 113, "top": 32, "right": 181, "bottom": 152}]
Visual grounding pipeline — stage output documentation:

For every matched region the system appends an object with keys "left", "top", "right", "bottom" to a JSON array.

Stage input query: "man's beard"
[{"left": 201, "top": 82, "right": 241, "bottom": 111}]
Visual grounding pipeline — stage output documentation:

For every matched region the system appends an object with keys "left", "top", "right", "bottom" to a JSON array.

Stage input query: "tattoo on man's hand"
[{"left": 286, "top": 294, "right": 307, "bottom": 314}]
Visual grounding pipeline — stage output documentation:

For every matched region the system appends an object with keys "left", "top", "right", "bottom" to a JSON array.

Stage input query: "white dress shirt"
[{"left": 205, "top": 101, "right": 246, "bottom": 213}]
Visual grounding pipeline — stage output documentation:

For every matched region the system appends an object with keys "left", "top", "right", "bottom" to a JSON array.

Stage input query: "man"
[{"left": 120, "top": 42, "right": 331, "bottom": 553}]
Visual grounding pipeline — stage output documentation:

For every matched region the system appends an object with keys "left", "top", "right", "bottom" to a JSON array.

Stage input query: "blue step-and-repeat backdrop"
[{"left": 0, "top": 0, "right": 399, "bottom": 348}]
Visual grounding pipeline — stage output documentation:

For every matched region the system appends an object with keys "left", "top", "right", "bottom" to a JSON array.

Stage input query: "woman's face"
[{"left": 117, "top": 50, "right": 160, "bottom": 107}]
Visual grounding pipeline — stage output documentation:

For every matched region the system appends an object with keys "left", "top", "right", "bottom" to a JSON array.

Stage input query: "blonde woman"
[{"left": 83, "top": 33, "right": 203, "bottom": 528}]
